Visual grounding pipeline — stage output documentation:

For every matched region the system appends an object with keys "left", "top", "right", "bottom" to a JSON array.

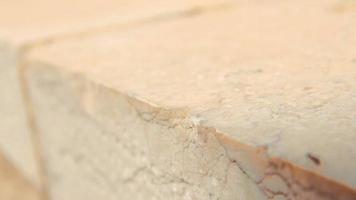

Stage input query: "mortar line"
[{"left": 21, "top": 2, "right": 235, "bottom": 51}]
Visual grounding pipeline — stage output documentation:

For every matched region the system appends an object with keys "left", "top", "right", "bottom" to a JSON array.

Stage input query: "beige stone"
[
  {"left": 0, "top": 151, "right": 42, "bottom": 200},
  {"left": 24, "top": 0, "right": 356, "bottom": 199},
  {"left": 0, "top": 0, "right": 230, "bottom": 189}
]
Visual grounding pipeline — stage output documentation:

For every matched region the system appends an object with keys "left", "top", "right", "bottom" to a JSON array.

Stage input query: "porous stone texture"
[
  {"left": 25, "top": 65, "right": 264, "bottom": 200},
  {"left": 24, "top": 0, "right": 356, "bottom": 199},
  {"left": 0, "top": 0, "right": 229, "bottom": 188}
]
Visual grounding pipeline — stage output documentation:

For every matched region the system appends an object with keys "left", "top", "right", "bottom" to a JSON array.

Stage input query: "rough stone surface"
[
  {"left": 24, "top": 0, "right": 356, "bottom": 199},
  {"left": 0, "top": 0, "right": 229, "bottom": 188},
  {"left": 25, "top": 66, "right": 264, "bottom": 200}
]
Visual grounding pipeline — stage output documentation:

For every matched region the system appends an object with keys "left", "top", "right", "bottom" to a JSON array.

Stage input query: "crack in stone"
[{"left": 23, "top": 60, "right": 356, "bottom": 200}]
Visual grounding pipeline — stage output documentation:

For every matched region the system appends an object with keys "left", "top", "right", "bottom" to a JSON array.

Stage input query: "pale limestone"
[
  {"left": 0, "top": 0, "right": 230, "bottom": 188},
  {"left": 25, "top": 0, "right": 356, "bottom": 199},
  {"left": 25, "top": 66, "right": 265, "bottom": 200},
  {"left": 0, "top": 151, "right": 41, "bottom": 200}
]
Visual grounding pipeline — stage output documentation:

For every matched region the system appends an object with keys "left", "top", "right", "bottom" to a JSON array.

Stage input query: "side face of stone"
[{"left": 25, "top": 63, "right": 264, "bottom": 200}]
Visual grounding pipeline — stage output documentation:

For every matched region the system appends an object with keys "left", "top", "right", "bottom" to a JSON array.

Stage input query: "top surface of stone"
[
  {"left": 0, "top": 0, "right": 228, "bottom": 46},
  {"left": 27, "top": 0, "right": 356, "bottom": 188}
]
